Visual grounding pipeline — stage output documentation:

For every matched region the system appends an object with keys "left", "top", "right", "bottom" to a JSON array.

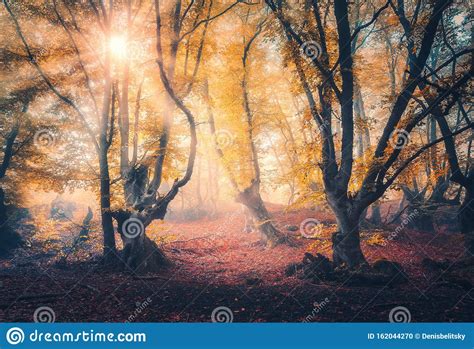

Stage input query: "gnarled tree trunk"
[
  {"left": 330, "top": 207, "right": 367, "bottom": 268},
  {"left": 115, "top": 210, "right": 171, "bottom": 272},
  {"left": 400, "top": 184, "right": 435, "bottom": 232},
  {"left": 237, "top": 182, "right": 286, "bottom": 246}
]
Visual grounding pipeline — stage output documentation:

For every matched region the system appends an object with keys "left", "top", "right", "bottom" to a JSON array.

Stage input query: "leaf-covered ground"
[{"left": 0, "top": 206, "right": 472, "bottom": 322}]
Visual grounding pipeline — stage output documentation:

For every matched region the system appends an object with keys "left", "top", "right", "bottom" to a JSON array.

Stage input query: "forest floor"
[{"left": 0, "top": 204, "right": 473, "bottom": 322}]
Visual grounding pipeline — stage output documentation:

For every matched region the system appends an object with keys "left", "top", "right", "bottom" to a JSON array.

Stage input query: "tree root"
[{"left": 286, "top": 253, "right": 409, "bottom": 287}]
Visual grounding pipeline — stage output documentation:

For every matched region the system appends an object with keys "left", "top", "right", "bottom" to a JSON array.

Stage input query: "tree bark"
[
  {"left": 236, "top": 182, "right": 286, "bottom": 246},
  {"left": 99, "top": 151, "right": 117, "bottom": 261},
  {"left": 370, "top": 202, "right": 382, "bottom": 225},
  {"left": 459, "top": 182, "right": 474, "bottom": 257},
  {"left": 207, "top": 88, "right": 286, "bottom": 245},
  {"left": 0, "top": 187, "right": 23, "bottom": 257},
  {"left": 237, "top": 20, "right": 287, "bottom": 246},
  {"left": 331, "top": 209, "right": 366, "bottom": 268},
  {"left": 400, "top": 183, "right": 435, "bottom": 232},
  {"left": 115, "top": 211, "right": 170, "bottom": 272}
]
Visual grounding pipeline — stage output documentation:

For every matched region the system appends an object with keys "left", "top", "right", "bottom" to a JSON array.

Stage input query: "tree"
[
  {"left": 0, "top": 80, "right": 68, "bottom": 255},
  {"left": 205, "top": 13, "right": 288, "bottom": 245},
  {"left": 265, "top": 0, "right": 472, "bottom": 266}
]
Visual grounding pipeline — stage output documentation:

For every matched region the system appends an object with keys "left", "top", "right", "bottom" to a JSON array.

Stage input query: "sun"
[{"left": 109, "top": 35, "right": 127, "bottom": 60}]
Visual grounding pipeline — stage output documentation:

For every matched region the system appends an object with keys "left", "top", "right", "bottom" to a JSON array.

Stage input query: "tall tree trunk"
[
  {"left": 0, "top": 187, "right": 23, "bottom": 257},
  {"left": 115, "top": 211, "right": 170, "bottom": 272},
  {"left": 237, "top": 182, "right": 285, "bottom": 246},
  {"left": 401, "top": 182, "right": 435, "bottom": 232},
  {"left": 459, "top": 182, "right": 474, "bottom": 257},
  {"left": 354, "top": 80, "right": 382, "bottom": 225},
  {"left": 239, "top": 21, "right": 285, "bottom": 245},
  {"left": 0, "top": 188, "right": 8, "bottom": 228},
  {"left": 99, "top": 151, "right": 116, "bottom": 261},
  {"left": 196, "top": 155, "right": 203, "bottom": 206},
  {"left": 205, "top": 76, "right": 287, "bottom": 246},
  {"left": 370, "top": 202, "right": 382, "bottom": 225},
  {"left": 331, "top": 208, "right": 366, "bottom": 268}
]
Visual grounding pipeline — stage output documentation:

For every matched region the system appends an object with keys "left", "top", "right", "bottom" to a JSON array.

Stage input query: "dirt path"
[{"left": 0, "top": 207, "right": 473, "bottom": 322}]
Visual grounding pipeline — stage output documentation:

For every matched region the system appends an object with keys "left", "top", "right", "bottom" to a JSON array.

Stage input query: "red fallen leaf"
[{"left": 2, "top": 206, "right": 470, "bottom": 322}]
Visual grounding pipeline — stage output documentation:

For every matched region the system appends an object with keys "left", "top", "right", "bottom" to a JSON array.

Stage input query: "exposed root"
[{"left": 286, "top": 253, "right": 409, "bottom": 287}]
